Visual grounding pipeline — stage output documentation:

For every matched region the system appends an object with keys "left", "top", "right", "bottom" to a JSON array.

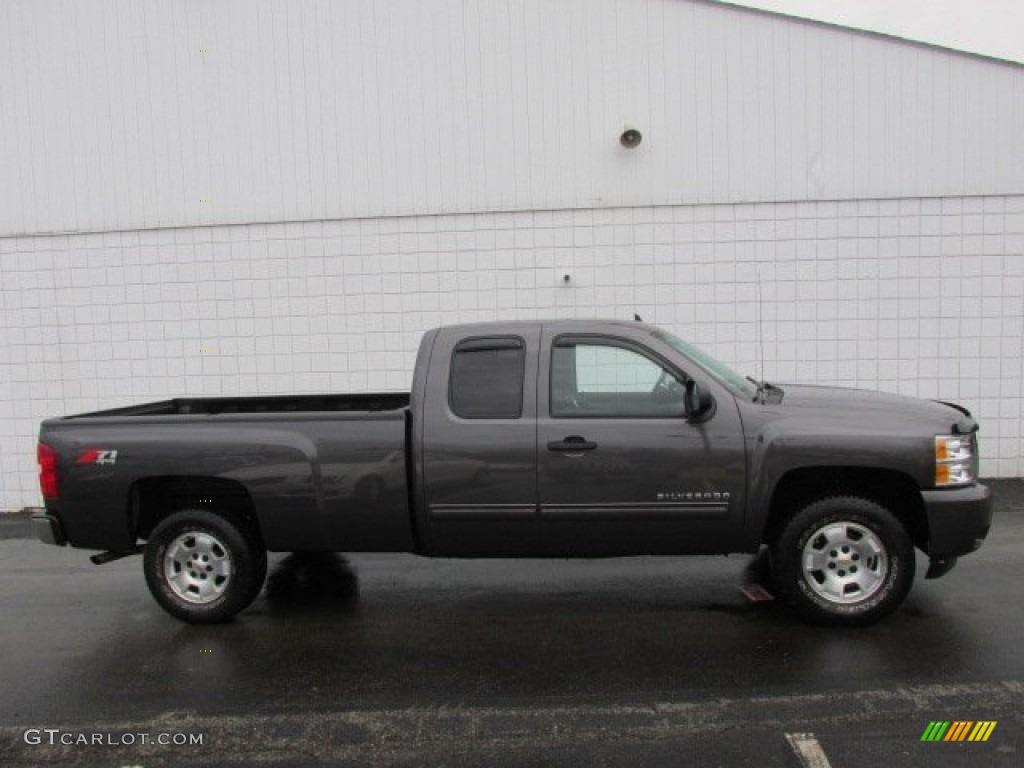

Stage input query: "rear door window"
[{"left": 449, "top": 337, "right": 525, "bottom": 419}]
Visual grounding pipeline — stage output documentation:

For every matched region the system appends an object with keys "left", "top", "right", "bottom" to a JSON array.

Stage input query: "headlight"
[{"left": 935, "top": 435, "right": 975, "bottom": 487}]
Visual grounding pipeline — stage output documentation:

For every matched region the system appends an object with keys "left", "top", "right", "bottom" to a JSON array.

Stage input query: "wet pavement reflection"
[{"left": 265, "top": 553, "right": 360, "bottom": 613}]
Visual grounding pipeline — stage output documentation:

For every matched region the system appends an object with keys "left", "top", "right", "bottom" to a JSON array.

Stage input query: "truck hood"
[{"left": 771, "top": 383, "right": 974, "bottom": 432}]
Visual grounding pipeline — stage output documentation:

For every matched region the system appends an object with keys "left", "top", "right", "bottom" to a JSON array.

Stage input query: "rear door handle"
[{"left": 547, "top": 436, "right": 598, "bottom": 452}]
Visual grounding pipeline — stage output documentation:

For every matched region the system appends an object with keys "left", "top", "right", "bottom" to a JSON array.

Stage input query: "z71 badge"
[{"left": 77, "top": 449, "right": 118, "bottom": 465}]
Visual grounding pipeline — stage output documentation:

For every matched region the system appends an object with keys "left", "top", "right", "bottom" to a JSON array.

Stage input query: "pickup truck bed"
[{"left": 40, "top": 402, "right": 415, "bottom": 554}]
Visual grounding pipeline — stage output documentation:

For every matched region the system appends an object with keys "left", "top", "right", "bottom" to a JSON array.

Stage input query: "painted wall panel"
[{"left": 2, "top": 0, "right": 1022, "bottom": 237}]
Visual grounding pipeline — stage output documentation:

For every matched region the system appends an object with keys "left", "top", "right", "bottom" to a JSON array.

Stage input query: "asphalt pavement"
[{"left": 1, "top": 480, "right": 1022, "bottom": 767}]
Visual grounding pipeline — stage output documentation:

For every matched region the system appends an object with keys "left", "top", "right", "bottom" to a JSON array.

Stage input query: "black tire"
[
  {"left": 771, "top": 496, "right": 915, "bottom": 626},
  {"left": 144, "top": 509, "right": 267, "bottom": 624}
]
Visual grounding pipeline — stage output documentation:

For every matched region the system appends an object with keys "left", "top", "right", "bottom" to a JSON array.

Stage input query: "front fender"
[{"left": 743, "top": 423, "right": 934, "bottom": 547}]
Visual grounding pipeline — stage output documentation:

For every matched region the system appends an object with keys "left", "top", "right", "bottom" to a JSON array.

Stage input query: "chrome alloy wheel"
[
  {"left": 163, "top": 531, "right": 233, "bottom": 604},
  {"left": 801, "top": 521, "right": 888, "bottom": 605}
]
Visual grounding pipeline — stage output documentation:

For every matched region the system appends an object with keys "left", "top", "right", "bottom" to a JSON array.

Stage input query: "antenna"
[{"left": 756, "top": 270, "right": 765, "bottom": 393}]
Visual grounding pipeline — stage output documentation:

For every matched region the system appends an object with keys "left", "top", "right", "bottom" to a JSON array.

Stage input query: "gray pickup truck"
[{"left": 34, "top": 319, "right": 992, "bottom": 626}]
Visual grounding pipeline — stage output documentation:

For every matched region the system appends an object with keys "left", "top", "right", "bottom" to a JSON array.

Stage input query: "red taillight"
[{"left": 38, "top": 443, "right": 59, "bottom": 500}]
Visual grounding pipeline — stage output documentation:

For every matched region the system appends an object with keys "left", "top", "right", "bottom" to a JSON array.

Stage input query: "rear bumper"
[
  {"left": 32, "top": 512, "right": 67, "bottom": 547},
  {"left": 921, "top": 483, "right": 993, "bottom": 558}
]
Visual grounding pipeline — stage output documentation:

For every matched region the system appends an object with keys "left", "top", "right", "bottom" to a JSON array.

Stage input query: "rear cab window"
[{"left": 449, "top": 337, "right": 526, "bottom": 419}]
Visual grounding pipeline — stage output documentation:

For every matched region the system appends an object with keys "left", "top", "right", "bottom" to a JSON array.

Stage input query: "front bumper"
[
  {"left": 32, "top": 512, "right": 67, "bottom": 547},
  {"left": 921, "top": 483, "right": 992, "bottom": 558}
]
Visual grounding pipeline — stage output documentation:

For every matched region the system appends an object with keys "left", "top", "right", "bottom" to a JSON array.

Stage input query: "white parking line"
[{"left": 785, "top": 732, "right": 833, "bottom": 768}]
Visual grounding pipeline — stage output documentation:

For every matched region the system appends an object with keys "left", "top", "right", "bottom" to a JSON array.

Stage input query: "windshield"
[{"left": 652, "top": 329, "right": 758, "bottom": 400}]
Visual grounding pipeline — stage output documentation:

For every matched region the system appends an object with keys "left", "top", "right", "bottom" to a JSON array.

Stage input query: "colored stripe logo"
[{"left": 921, "top": 721, "right": 997, "bottom": 742}]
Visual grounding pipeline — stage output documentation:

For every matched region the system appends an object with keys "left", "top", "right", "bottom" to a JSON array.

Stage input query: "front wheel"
[
  {"left": 771, "top": 496, "right": 915, "bottom": 626},
  {"left": 144, "top": 509, "right": 266, "bottom": 624}
]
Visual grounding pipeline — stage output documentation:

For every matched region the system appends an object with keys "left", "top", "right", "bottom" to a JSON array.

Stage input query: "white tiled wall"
[{"left": 1, "top": 194, "right": 1022, "bottom": 509}]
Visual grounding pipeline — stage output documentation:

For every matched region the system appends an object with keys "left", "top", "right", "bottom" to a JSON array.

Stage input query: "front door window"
[{"left": 551, "top": 342, "right": 686, "bottom": 418}]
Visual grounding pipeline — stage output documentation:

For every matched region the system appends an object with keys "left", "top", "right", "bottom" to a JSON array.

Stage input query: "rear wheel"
[
  {"left": 772, "top": 496, "right": 915, "bottom": 626},
  {"left": 144, "top": 509, "right": 266, "bottom": 624}
]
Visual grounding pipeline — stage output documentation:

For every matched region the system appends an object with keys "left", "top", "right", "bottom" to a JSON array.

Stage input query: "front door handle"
[{"left": 547, "top": 436, "right": 598, "bottom": 452}]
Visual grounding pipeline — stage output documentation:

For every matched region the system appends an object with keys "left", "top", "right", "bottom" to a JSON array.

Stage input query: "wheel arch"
[
  {"left": 130, "top": 476, "right": 262, "bottom": 546},
  {"left": 762, "top": 466, "right": 927, "bottom": 552}
]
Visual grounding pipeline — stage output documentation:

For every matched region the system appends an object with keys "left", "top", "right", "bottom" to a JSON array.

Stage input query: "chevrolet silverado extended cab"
[{"left": 34, "top": 320, "right": 992, "bottom": 625}]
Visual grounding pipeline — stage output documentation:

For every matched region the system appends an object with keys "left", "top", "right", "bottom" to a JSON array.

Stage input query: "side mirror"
[{"left": 685, "top": 379, "right": 713, "bottom": 419}]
